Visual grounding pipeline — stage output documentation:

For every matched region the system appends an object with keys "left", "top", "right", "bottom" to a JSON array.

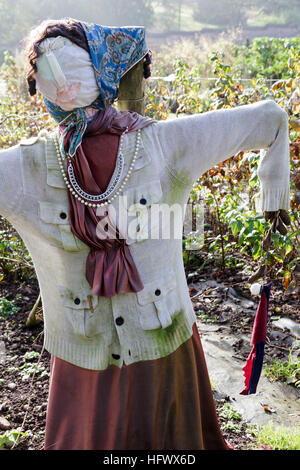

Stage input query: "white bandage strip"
[{"left": 45, "top": 52, "right": 67, "bottom": 91}]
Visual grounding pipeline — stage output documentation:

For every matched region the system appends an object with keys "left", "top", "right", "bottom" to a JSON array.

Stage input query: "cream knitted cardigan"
[{"left": 0, "top": 99, "right": 290, "bottom": 370}]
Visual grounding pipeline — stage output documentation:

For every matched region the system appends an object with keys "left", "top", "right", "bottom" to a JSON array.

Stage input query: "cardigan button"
[
  {"left": 74, "top": 297, "right": 81, "bottom": 305},
  {"left": 112, "top": 354, "right": 120, "bottom": 360},
  {"left": 59, "top": 212, "right": 67, "bottom": 220},
  {"left": 140, "top": 197, "right": 147, "bottom": 205},
  {"left": 115, "top": 316, "right": 124, "bottom": 326},
  {"left": 155, "top": 289, "right": 161, "bottom": 296}
]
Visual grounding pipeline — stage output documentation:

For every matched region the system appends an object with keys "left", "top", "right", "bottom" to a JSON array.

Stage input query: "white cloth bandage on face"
[{"left": 34, "top": 36, "right": 100, "bottom": 111}]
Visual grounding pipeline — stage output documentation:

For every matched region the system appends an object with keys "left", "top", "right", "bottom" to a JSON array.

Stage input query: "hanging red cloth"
[{"left": 241, "top": 282, "right": 272, "bottom": 395}]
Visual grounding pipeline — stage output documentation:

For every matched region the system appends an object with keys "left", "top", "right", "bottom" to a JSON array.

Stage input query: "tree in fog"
[
  {"left": 193, "top": 0, "right": 300, "bottom": 28},
  {"left": 0, "top": 0, "right": 298, "bottom": 55},
  {"left": 72, "top": 0, "right": 155, "bottom": 27},
  {"left": 33, "top": 0, "right": 155, "bottom": 27},
  {"left": 192, "top": 0, "right": 249, "bottom": 27},
  {"left": 0, "top": 0, "right": 155, "bottom": 53},
  {"left": 156, "top": 0, "right": 185, "bottom": 31},
  {"left": 255, "top": 0, "right": 300, "bottom": 25}
]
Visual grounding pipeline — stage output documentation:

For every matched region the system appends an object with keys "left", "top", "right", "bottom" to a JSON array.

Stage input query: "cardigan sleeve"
[
  {"left": 0, "top": 145, "right": 23, "bottom": 220},
  {"left": 155, "top": 99, "right": 290, "bottom": 212}
]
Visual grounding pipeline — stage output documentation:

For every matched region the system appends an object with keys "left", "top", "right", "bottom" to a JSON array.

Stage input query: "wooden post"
[
  {"left": 26, "top": 293, "right": 43, "bottom": 327},
  {"left": 118, "top": 60, "right": 145, "bottom": 116}
]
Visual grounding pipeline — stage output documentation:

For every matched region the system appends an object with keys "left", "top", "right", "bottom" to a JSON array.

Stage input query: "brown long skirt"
[{"left": 44, "top": 323, "right": 230, "bottom": 450}]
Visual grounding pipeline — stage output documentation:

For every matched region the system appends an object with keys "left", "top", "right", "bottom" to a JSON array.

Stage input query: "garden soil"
[{"left": 0, "top": 261, "right": 299, "bottom": 451}]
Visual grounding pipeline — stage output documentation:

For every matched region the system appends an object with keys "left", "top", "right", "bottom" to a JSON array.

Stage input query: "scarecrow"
[{"left": 0, "top": 18, "right": 291, "bottom": 450}]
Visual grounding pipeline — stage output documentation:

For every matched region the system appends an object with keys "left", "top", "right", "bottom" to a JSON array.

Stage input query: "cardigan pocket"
[
  {"left": 38, "top": 201, "right": 83, "bottom": 252},
  {"left": 58, "top": 286, "right": 103, "bottom": 339},
  {"left": 121, "top": 179, "right": 163, "bottom": 245},
  {"left": 136, "top": 275, "right": 180, "bottom": 330}
]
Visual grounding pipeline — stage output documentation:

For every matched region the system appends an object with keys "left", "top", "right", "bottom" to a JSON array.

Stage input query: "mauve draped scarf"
[{"left": 62, "top": 106, "right": 154, "bottom": 298}]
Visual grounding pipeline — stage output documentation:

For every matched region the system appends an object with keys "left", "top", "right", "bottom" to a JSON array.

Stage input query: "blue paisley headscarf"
[{"left": 43, "top": 21, "right": 149, "bottom": 157}]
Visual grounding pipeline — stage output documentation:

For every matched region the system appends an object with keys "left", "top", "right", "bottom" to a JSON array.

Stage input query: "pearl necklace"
[{"left": 55, "top": 129, "right": 141, "bottom": 208}]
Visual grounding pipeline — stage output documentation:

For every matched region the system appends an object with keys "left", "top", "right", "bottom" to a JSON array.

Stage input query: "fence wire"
[{"left": 149, "top": 74, "right": 280, "bottom": 83}]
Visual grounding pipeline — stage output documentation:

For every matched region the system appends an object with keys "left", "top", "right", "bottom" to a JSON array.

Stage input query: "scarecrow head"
[
  {"left": 24, "top": 18, "right": 152, "bottom": 156},
  {"left": 24, "top": 18, "right": 152, "bottom": 117}
]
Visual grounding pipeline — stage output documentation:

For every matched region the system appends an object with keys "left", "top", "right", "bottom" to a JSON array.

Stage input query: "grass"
[
  {"left": 216, "top": 399, "right": 300, "bottom": 450},
  {"left": 253, "top": 423, "right": 300, "bottom": 450},
  {"left": 263, "top": 349, "right": 300, "bottom": 388},
  {"left": 246, "top": 11, "right": 287, "bottom": 28}
]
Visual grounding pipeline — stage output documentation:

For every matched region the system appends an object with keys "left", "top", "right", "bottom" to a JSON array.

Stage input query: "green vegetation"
[
  {"left": 0, "top": 297, "right": 19, "bottom": 316},
  {"left": 219, "top": 403, "right": 242, "bottom": 421},
  {"left": 257, "top": 0, "right": 300, "bottom": 27},
  {"left": 217, "top": 402, "right": 300, "bottom": 449},
  {"left": 23, "top": 350, "right": 40, "bottom": 361},
  {"left": 7, "top": 349, "right": 49, "bottom": 379},
  {"left": 232, "top": 37, "right": 300, "bottom": 80},
  {"left": 218, "top": 404, "right": 300, "bottom": 449},
  {"left": 264, "top": 350, "right": 300, "bottom": 388},
  {"left": 253, "top": 423, "right": 300, "bottom": 450},
  {"left": 221, "top": 420, "right": 242, "bottom": 433},
  {"left": 192, "top": 0, "right": 300, "bottom": 28},
  {"left": 196, "top": 311, "right": 219, "bottom": 323},
  {"left": 0, "top": 212, "right": 34, "bottom": 279},
  {"left": 220, "top": 403, "right": 243, "bottom": 434},
  {"left": 193, "top": 0, "right": 249, "bottom": 28},
  {"left": 150, "top": 61, "right": 299, "bottom": 297},
  {"left": 147, "top": 37, "right": 300, "bottom": 286},
  {"left": 0, "top": 428, "right": 29, "bottom": 449}
]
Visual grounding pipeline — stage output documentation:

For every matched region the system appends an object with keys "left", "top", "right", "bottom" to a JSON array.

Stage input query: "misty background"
[{"left": 0, "top": 0, "right": 299, "bottom": 60}]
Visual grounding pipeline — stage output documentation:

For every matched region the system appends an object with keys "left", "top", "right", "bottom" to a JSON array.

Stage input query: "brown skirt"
[{"left": 44, "top": 323, "right": 230, "bottom": 450}]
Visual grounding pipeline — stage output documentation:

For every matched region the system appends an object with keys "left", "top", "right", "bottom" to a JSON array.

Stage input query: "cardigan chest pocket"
[
  {"left": 136, "top": 275, "right": 181, "bottom": 330},
  {"left": 58, "top": 286, "right": 103, "bottom": 339},
  {"left": 118, "top": 179, "right": 163, "bottom": 245},
  {"left": 38, "top": 201, "right": 83, "bottom": 252}
]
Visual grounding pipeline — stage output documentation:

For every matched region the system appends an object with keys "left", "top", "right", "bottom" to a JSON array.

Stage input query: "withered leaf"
[{"left": 248, "top": 264, "right": 266, "bottom": 283}]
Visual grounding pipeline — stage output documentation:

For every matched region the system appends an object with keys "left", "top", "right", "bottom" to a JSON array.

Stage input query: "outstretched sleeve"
[
  {"left": 0, "top": 144, "right": 23, "bottom": 221},
  {"left": 155, "top": 99, "right": 290, "bottom": 212}
]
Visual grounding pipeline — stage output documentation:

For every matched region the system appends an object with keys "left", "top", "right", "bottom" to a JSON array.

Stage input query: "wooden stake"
[
  {"left": 26, "top": 293, "right": 43, "bottom": 327},
  {"left": 118, "top": 60, "right": 145, "bottom": 116}
]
